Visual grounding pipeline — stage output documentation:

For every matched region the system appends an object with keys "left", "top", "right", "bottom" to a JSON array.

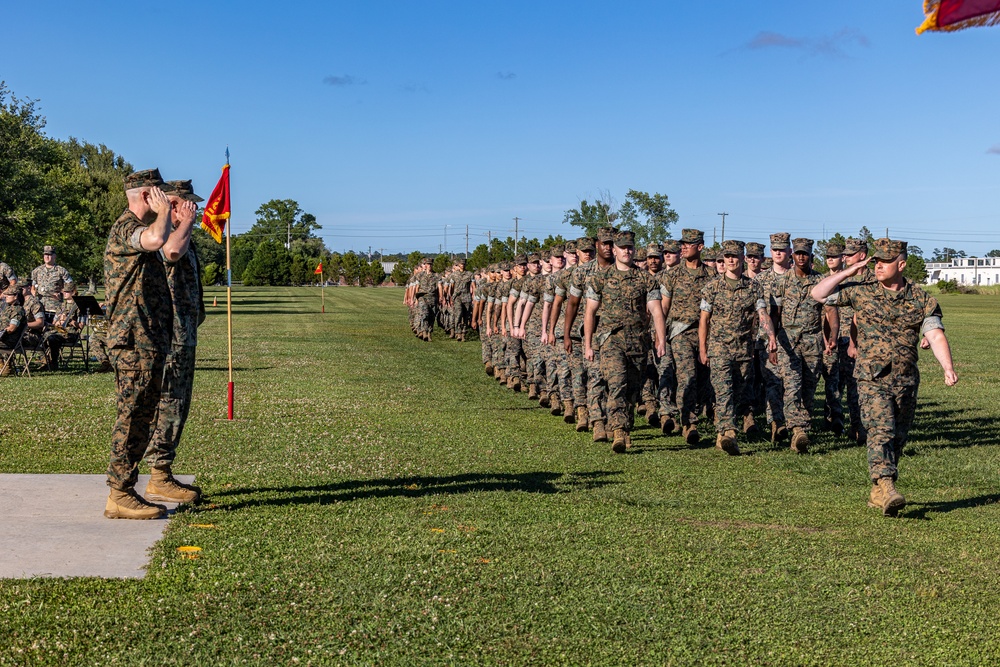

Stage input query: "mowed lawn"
[{"left": 1, "top": 286, "right": 999, "bottom": 666}]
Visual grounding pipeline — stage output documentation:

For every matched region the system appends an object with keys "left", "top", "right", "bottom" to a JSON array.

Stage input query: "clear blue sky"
[{"left": 3, "top": 1, "right": 998, "bottom": 256}]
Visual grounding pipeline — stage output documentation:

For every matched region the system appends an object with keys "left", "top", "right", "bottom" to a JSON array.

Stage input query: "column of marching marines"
[{"left": 401, "top": 227, "right": 958, "bottom": 517}]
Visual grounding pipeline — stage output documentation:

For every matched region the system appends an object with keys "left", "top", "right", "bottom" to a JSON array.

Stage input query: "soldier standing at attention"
[
  {"left": 698, "top": 240, "right": 778, "bottom": 455},
  {"left": 504, "top": 255, "right": 528, "bottom": 392},
  {"left": 32, "top": 245, "right": 73, "bottom": 313},
  {"left": 143, "top": 180, "right": 205, "bottom": 505},
  {"left": 659, "top": 229, "right": 713, "bottom": 445},
  {"left": 584, "top": 230, "right": 666, "bottom": 454},
  {"left": 450, "top": 258, "right": 474, "bottom": 342},
  {"left": 103, "top": 169, "right": 174, "bottom": 520},
  {"left": 755, "top": 232, "right": 793, "bottom": 444},
  {"left": 638, "top": 243, "right": 665, "bottom": 426},
  {"left": 820, "top": 240, "right": 847, "bottom": 435},
  {"left": 512, "top": 252, "right": 545, "bottom": 399},
  {"left": 745, "top": 242, "right": 767, "bottom": 418},
  {"left": 540, "top": 246, "right": 566, "bottom": 410},
  {"left": 414, "top": 258, "right": 438, "bottom": 341},
  {"left": 811, "top": 238, "right": 957, "bottom": 516},
  {"left": 546, "top": 242, "right": 580, "bottom": 418}
]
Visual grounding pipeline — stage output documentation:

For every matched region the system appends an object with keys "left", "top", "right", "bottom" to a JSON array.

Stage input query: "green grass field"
[{"left": 1, "top": 287, "right": 999, "bottom": 666}]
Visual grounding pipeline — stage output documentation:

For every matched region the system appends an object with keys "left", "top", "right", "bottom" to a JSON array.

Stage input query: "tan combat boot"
[
  {"left": 743, "top": 413, "right": 759, "bottom": 436},
  {"left": 592, "top": 421, "right": 609, "bottom": 443},
  {"left": 661, "top": 415, "right": 677, "bottom": 436},
  {"left": 611, "top": 429, "right": 628, "bottom": 454},
  {"left": 716, "top": 429, "right": 740, "bottom": 456},
  {"left": 145, "top": 468, "right": 202, "bottom": 504},
  {"left": 550, "top": 398, "right": 563, "bottom": 417},
  {"left": 683, "top": 424, "right": 700, "bottom": 446},
  {"left": 539, "top": 392, "right": 551, "bottom": 409},
  {"left": 562, "top": 401, "right": 576, "bottom": 424},
  {"left": 876, "top": 478, "right": 906, "bottom": 517},
  {"left": 636, "top": 403, "right": 647, "bottom": 417},
  {"left": 867, "top": 483, "right": 885, "bottom": 510},
  {"left": 511, "top": 378, "right": 522, "bottom": 392},
  {"left": 771, "top": 421, "right": 788, "bottom": 444},
  {"left": 105, "top": 488, "right": 167, "bottom": 520},
  {"left": 575, "top": 407, "right": 589, "bottom": 432},
  {"left": 790, "top": 428, "right": 810, "bottom": 454},
  {"left": 485, "top": 363, "right": 494, "bottom": 376},
  {"left": 644, "top": 404, "right": 660, "bottom": 428},
  {"left": 527, "top": 384, "right": 539, "bottom": 400}
]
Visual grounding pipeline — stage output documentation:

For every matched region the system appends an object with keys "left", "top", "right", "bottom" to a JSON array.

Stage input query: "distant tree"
[
  {"left": 616, "top": 190, "right": 679, "bottom": 247},
  {"left": 432, "top": 254, "right": 451, "bottom": 273},
  {"left": 202, "top": 262, "right": 222, "bottom": 286},
  {"left": 390, "top": 261, "right": 412, "bottom": 286},
  {"left": 325, "top": 251, "right": 342, "bottom": 284},
  {"left": 230, "top": 235, "right": 258, "bottom": 281},
  {"left": 563, "top": 195, "right": 618, "bottom": 238},
  {"left": 248, "top": 199, "right": 320, "bottom": 245},
  {"left": 368, "top": 258, "right": 386, "bottom": 286},
  {"left": 489, "top": 238, "right": 514, "bottom": 262},
  {"left": 540, "top": 234, "right": 566, "bottom": 249},
  {"left": 987, "top": 249, "right": 1000, "bottom": 258},
  {"left": 468, "top": 243, "right": 490, "bottom": 270},
  {"left": 931, "top": 247, "right": 966, "bottom": 262},
  {"left": 903, "top": 255, "right": 927, "bottom": 283},
  {"left": 242, "top": 239, "right": 291, "bottom": 286},
  {"left": 192, "top": 227, "right": 226, "bottom": 270},
  {"left": 341, "top": 251, "right": 361, "bottom": 285},
  {"left": 289, "top": 254, "right": 308, "bottom": 284}
]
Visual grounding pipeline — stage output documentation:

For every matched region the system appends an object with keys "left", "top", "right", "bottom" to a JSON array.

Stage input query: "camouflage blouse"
[
  {"left": 659, "top": 263, "right": 713, "bottom": 332},
  {"left": 585, "top": 265, "right": 660, "bottom": 350},
  {"left": 829, "top": 278, "right": 943, "bottom": 386},
  {"left": 103, "top": 209, "right": 172, "bottom": 352},
  {"left": 700, "top": 275, "right": 766, "bottom": 360}
]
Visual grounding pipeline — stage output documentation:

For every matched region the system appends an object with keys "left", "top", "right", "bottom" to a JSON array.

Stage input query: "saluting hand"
[
  {"left": 174, "top": 199, "right": 197, "bottom": 226},
  {"left": 147, "top": 187, "right": 171, "bottom": 215}
]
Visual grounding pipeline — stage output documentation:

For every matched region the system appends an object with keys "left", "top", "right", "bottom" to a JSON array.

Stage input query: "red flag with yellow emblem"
[
  {"left": 918, "top": 0, "right": 1000, "bottom": 33},
  {"left": 201, "top": 164, "right": 231, "bottom": 243}
]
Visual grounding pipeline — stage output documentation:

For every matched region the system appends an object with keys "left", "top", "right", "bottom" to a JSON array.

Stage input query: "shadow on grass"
[
  {"left": 904, "top": 493, "right": 1000, "bottom": 520},
  {"left": 207, "top": 470, "right": 621, "bottom": 511}
]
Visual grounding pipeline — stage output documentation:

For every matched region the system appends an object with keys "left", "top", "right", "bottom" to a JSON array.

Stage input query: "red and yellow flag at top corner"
[
  {"left": 314, "top": 262, "right": 323, "bottom": 275},
  {"left": 917, "top": 0, "right": 1000, "bottom": 33},
  {"left": 201, "top": 163, "right": 231, "bottom": 244}
]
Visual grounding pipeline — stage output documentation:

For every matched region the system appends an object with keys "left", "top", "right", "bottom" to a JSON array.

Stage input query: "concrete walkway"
[{"left": 0, "top": 473, "right": 194, "bottom": 579}]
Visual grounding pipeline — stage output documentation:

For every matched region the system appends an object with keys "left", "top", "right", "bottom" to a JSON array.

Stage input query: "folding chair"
[
  {"left": 21, "top": 328, "right": 50, "bottom": 375},
  {"left": 0, "top": 328, "right": 29, "bottom": 378}
]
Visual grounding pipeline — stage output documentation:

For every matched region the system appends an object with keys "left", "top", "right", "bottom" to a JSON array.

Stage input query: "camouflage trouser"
[
  {"left": 551, "top": 343, "right": 573, "bottom": 403},
  {"left": 640, "top": 349, "right": 657, "bottom": 406},
  {"left": 839, "top": 340, "right": 862, "bottom": 437},
  {"left": 758, "top": 344, "right": 785, "bottom": 425},
  {"left": 600, "top": 336, "right": 647, "bottom": 433},
  {"left": 859, "top": 379, "right": 918, "bottom": 482},
  {"left": 670, "top": 328, "right": 707, "bottom": 426},
  {"left": 454, "top": 298, "right": 471, "bottom": 337},
  {"left": 569, "top": 338, "right": 588, "bottom": 408},
  {"left": 541, "top": 341, "right": 562, "bottom": 400},
  {"left": 524, "top": 327, "right": 543, "bottom": 389},
  {"left": 586, "top": 349, "right": 608, "bottom": 425},
  {"left": 416, "top": 296, "right": 436, "bottom": 335},
  {"left": 491, "top": 329, "right": 507, "bottom": 371},
  {"left": 778, "top": 335, "right": 823, "bottom": 431},
  {"left": 481, "top": 330, "right": 493, "bottom": 364},
  {"left": 506, "top": 336, "right": 524, "bottom": 381},
  {"left": 145, "top": 345, "right": 196, "bottom": 469},
  {"left": 107, "top": 347, "right": 166, "bottom": 490},
  {"left": 90, "top": 333, "right": 110, "bottom": 365},
  {"left": 751, "top": 341, "right": 766, "bottom": 415},
  {"left": 821, "top": 343, "right": 843, "bottom": 425},
  {"left": 710, "top": 353, "right": 754, "bottom": 432},
  {"left": 655, "top": 346, "right": 678, "bottom": 419}
]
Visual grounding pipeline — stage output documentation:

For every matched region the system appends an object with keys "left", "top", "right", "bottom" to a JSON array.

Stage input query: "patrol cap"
[
  {"left": 2, "top": 283, "right": 18, "bottom": 297},
  {"left": 662, "top": 239, "right": 680, "bottom": 253},
  {"left": 123, "top": 168, "right": 165, "bottom": 190},
  {"left": 745, "top": 242, "right": 765, "bottom": 258},
  {"left": 62, "top": 281, "right": 77, "bottom": 294},
  {"left": 540, "top": 250, "right": 551, "bottom": 261},
  {"left": 564, "top": 241, "right": 577, "bottom": 253},
  {"left": 19, "top": 279, "right": 31, "bottom": 288},
  {"left": 551, "top": 244, "right": 565, "bottom": 256},
  {"left": 500, "top": 262, "right": 512, "bottom": 271},
  {"left": 716, "top": 250, "right": 727, "bottom": 262},
  {"left": 576, "top": 237, "right": 595, "bottom": 253},
  {"left": 635, "top": 247, "right": 647, "bottom": 261},
  {"left": 420, "top": 257, "right": 432, "bottom": 266},
  {"left": 792, "top": 238, "right": 814, "bottom": 254},
  {"left": 770, "top": 232, "right": 791, "bottom": 250},
  {"left": 614, "top": 230, "right": 636, "bottom": 248},
  {"left": 596, "top": 227, "right": 616, "bottom": 243},
  {"left": 721, "top": 239, "right": 745, "bottom": 256},
  {"left": 162, "top": 179, "right": 205, "bottom": 203},
  {"left": 824, "top": 240, "right": 845, "bottom": 256},
  {"left": 527, "top": 252, "right": 542, "bottom": 263},
  {"left": 680, "top": 229, "right": 704, "bottom": 244},
  {"left": 454, "top": 257, "right": 466, "bottom": 266},
  {"left": 43, "top": 245, "right": 55, "bottom": 255},
  {"left": 645, "top": 243, "right": 663, "bottom": 258},
  {"left": 872, "top": 238, "right": 908, "bottom": 261},
  {"left": 513, "top": 254, "right": 528, "bottom": 266},
  {"left": 845, "top": 237, "right": 867, "bottom": 255},
  {"left": 701, "top": 250, "right": 717, "bottom": 262}
]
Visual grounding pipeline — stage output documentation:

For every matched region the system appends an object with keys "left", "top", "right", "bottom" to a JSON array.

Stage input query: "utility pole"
[
  {"left": 513, "top": 216, "right": 520, "bottom": 255},
  {"left": 368, "top": 246, "right": 372, "bottom": 260},
  {"left": 713, "top": 227, "right": 717, "bottom": 247},
  {"left": 487, "top": 231, "right": 492, "bottom": 261},
  {"left": 717, "top": 212, "right": 728, "bottom": 243},
  {"left": 286, "top": 223, "right": 291, "bottom": 250},
  {"left": 444, "top": 225, "right": 448, "bottom": 254},
  {"left": 465, "top": 225, "right": 469, "bottom": 260}
]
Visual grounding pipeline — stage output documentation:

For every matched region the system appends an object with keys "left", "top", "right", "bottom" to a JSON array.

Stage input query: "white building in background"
[{"left": 926, "top": 257, "right": 1000, "bottom": 286}]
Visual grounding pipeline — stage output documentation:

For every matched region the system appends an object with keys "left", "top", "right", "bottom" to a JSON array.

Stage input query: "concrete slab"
[{"left": 0, "top": 473, "right": 195, "bottom": 579}]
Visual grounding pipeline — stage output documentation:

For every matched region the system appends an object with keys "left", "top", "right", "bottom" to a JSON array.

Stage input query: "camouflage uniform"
[
  {"left": 540, "top": 247, "right": 567, "bottom": 402},
  {"left": 0, "top": 262, "right": 17, "bottom": 287},
  {"left": 452, "top": 268, "right": 474, "bottom": 339},
  {"left": 31, "top": 257, "right": 72, "bottom": 313},
  {"left": 570, "top": 249, "right": 610, "bottom": 426},
  {"left": 0, "top": 293, "right": 26, "bottom": 349},
  {"left": 104, "top": 187, "right": 173, "bottom": 491},
  {"left": 414, "top": 265, "right": 438, "bottom": 338},
  {"left": 827, "top": 242, "right": 944, "bottom": 483},
  {"left": 774, "top": 241, "right": 826, "bottom": 433},
  {"left": 21, "top": 292, "right": 46, "bottom": 350},
  {"left": 745, "top": 242, "right": 767, "bottom": 414},
  {"left": 753, "top": 237, "right": 791, "bottom": 427},
  {"left": 147, "top": 182, "right": 206, "bottom": 470},
  {"left": 519, "top": 257, "right": 546, "bottom": 393},
  {"left": 552, "top": 252, "right": 582, "bottom": 408},
  {"left": 659, "top": 233, "right": 713, "bottom": 427},
  {"left": 505, "top": 258, "right": 528, "bottom": 383},
  {"left": 43, "top": 290, "right": 82, "bottom": 367},
  {"left": 585, "top": 241, "right": 661, "bottom": 436},
  {"left": 700, "top": 244, "right": 767, "bottom": 434}
]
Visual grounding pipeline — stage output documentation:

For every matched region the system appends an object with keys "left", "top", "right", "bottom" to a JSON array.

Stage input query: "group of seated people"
[{"left": 0, "top": 279, "right": 109, "bottom": 376}]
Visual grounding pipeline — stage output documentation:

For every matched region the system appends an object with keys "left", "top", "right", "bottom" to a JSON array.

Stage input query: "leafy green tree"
[
  {"left": 432, "top": 254, "right": 451, "bottom": 273},
  {"left": 341, "top": 251, "right": 361, "bottom": 285},
  {"left": 230, "top": 235, "right": 258, "bottom": 282},
  {"left": 289, "top": 254, "right": 308, "bottom": 284},
  {"left": 192, "top": 227, "right": 226, "bottom": 271},
  {"left": 616, "top": 190, "right": 679, "bottom": 247},
  {"left": 931, "top": 247, "right": 966, "bottom": 262},
  {"left": 986, "top": 249, "right": 1000, "bottom": 258},
  {"left": 242, "top": 239, "right": 291, "bottom": 286},
  {"left": 540, "top": 234, "right": 566, "bottom": 249},
  {"left": 563, "top": 197, "right": 618, "bottom": 238},
  {"left": 248, "top": 199, "right": 320, "bottom": 246},
  {"left": 202, "top": 262, "right": 222, "bottom": 286},
  {"left": 390, "top": 260, "right": 412, "bottom": 285},
  {"left": 368, "top": 259, "right": 386, "bottom": 286},
  {"left": 903, "top": 255, "right": 928, "bottom": 283},
  {"left": 325, "top": 251, "right": 342, "bottom": 284},
  {"left": 489, "top": 238, "right": 514, "bottom": 262},
  {"left": 468, "top": 243, "right": 490, "bottom": 270}
]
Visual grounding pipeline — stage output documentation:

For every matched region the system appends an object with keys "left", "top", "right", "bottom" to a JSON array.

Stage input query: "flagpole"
[{"left": 225, "top": 150, "right": 235, "bottom": 420}]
